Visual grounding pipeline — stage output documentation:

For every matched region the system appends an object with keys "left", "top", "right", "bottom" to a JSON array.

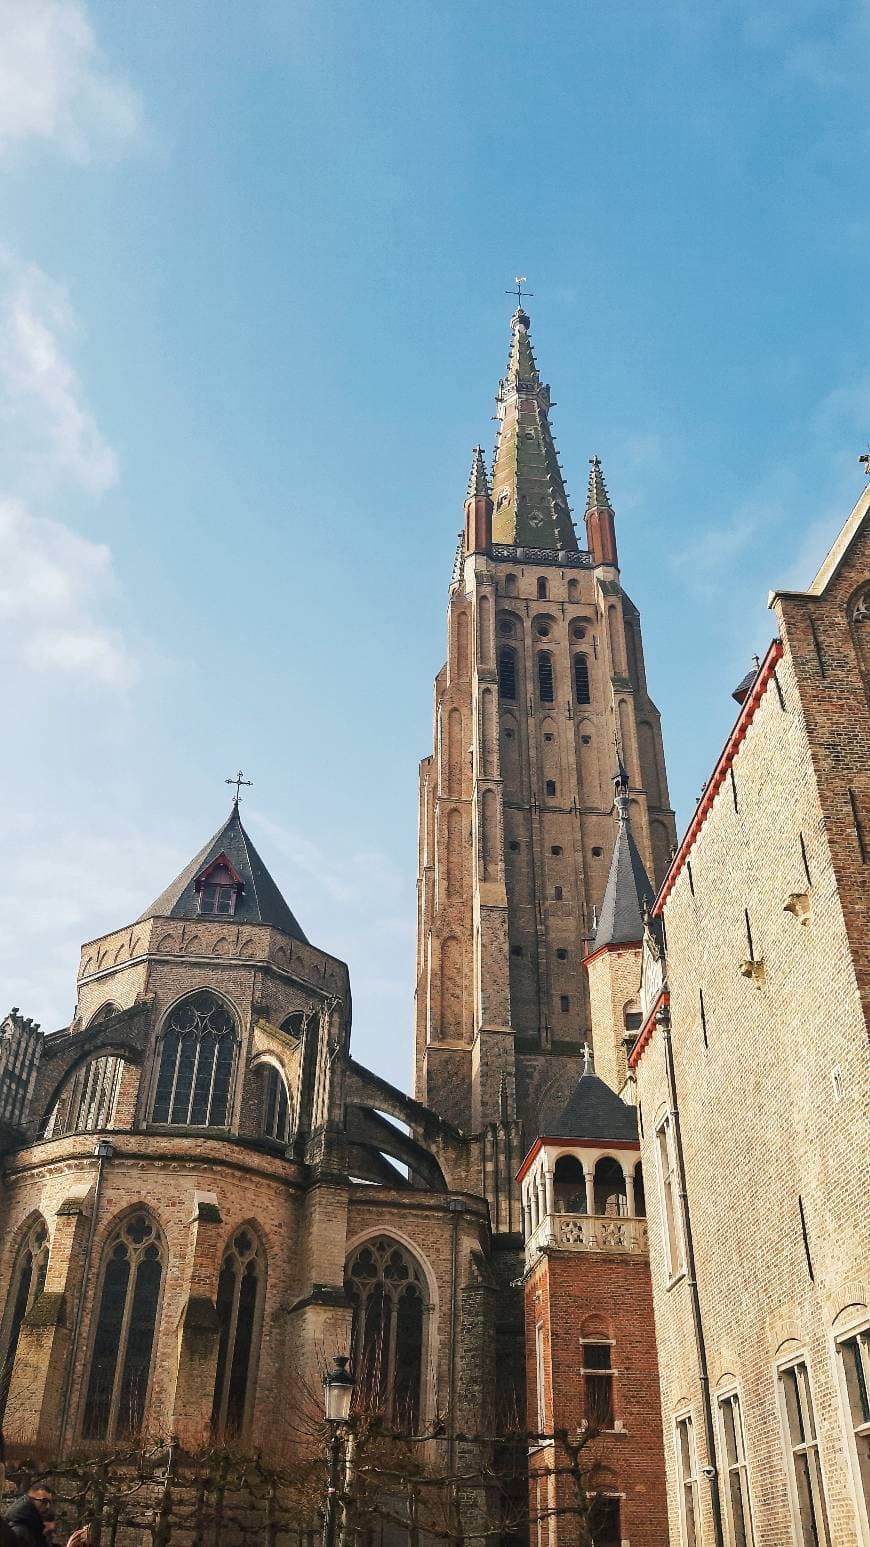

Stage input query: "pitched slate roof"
[
  {"left": 549, "top": 1072, "right": 639, "bottom": 1142},
  {"left": 139, "top": 804, "right": 308, "bottom": 941},
  {"left": 594, "top": 818, "right": 655, "bottom": 950}
]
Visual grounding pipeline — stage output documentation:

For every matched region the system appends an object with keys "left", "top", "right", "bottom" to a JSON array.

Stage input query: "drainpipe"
[
  {"left": 658, "top": 1003, "right": 724, "bottom": 1547},
  {"left": 57, "top": 1138, "right": 114, "bottom": 1455}
]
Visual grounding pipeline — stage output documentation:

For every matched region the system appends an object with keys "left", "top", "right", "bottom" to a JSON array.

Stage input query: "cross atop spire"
[
  {"left": 505, "top": 275, "right": 533, "bottom": 308},
  {"left": 225, "top": 770, "right": 253, "bottom": 807}
]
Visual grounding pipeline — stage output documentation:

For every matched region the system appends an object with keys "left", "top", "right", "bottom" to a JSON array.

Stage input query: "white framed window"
[
  {"left": 717, "top": 1388, "right": 754, "bottom": 1546},
  {"left": 676, "top": 1413, "right": 701, "bottom": 1546},
  {"left": 535, "top": 1321, "right": 547, "bottom": 1433},
  {"left": 656, "top": 1111, "right": 684, "bottom": 1281},
  {"left": 777, "top": 1357, "right": 831, "bottom": 1546},
  {"left": 835, "top": 1321, "right": 870, "bottom": 1539}
]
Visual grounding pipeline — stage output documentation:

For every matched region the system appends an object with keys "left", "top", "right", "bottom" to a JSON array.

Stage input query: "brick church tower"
[{"left": 414, "top": 304, "right": 676, "bottom": 1226}]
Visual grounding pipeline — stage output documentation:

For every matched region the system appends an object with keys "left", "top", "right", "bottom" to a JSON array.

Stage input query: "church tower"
[{"left": 415, "top": 305, "right": 675, "bottom": 1167}]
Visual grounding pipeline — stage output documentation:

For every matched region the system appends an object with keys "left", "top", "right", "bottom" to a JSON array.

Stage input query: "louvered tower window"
[
  {"left": 498, "top": 647, "right": 517, "bottom": 700},
  {"left": 538, "top": 652, "right": 554, "bottom": 702},
  {"left": 574, "top": 653, "right": 591, "bottom": 705}
]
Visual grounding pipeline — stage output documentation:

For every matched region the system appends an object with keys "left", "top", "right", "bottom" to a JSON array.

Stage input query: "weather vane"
[
  {"left": 225, "top": 770, "right": 253, "bottom": 806},
  {"left": 506, "top": 276, "right": 533, "bottom": 306}
]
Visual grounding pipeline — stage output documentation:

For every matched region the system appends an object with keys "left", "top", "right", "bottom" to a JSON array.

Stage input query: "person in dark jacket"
[{"left": 3, "top": 1489, "right": 54, "bottom": 1547}]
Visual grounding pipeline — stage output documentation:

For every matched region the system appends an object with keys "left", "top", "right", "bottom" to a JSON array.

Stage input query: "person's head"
[{"left": 26, "top": 1491, "right": 53, "bottom": 1520}]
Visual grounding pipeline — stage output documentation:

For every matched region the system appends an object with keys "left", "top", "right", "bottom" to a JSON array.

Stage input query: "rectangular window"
[
  {"left": 778, "top": 1359, "right": 831, "bottom": 1546},
  {"left": 535, "top": 1322, "right": 546, "bottom": 1434},
  {"left": 560, "top": 995, "right": 570, "bottom": 1013},
  {"left": 837, "top": 1325, "right": 870, "bottom": 1535},
  {"left": 676, "top": 1414, "right": 700, "bottom": 1547},
  {"left": 718, "top": 1389, "right": 754, "bottom": 1546},
  {"left": 583, "top": 1343, "right": 614, "bottom": 1429},
  {"left": 545, "top": 779, "right": 556, "bottom": 797},
  {"left": 656, "top": 1113, "right": 683, "bottom": 1280},
  {"left": 554, "top": 885, "right": 563, "bottom": 900}
]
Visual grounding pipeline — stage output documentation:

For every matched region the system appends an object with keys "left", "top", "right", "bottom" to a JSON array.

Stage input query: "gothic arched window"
[
  {"left": 574, "top": 653, "right": 591, "bottom": 705},
  {"left": 345, "top": 1237, "right": 426, "bottom": 1431},
  {"left": 258, "top": 1064, "right": 291, "bottom": 1144},
  {"left": 212, "top": 1229, "right": 264, "bottom": 1439},
  {"left": 498, "top": 647, "right": 517, "bottom": 701},
  {"left": 151, "top": 992, "right": 237, "bottom": 1127},
  {"left": 82, "top": 1212, "right": 165, "bottom": 1441},
  {"left": 538, "top": 652, "right": 554, "bottom": 703},
  {"left": 0, "top": 1217, "right": 49, "bottom": 1425},
  {"left": 537, "top": 578, "right": 549, "bottom": 600},
  {"left": 44, "top": 1055, "right": 125, "bottom": 1137}
]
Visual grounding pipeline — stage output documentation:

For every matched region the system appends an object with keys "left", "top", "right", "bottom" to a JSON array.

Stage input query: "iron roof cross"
[
  {"left": 506, "top": 276, "right": 533, "bottom": 306},
  {"left": 225, "top": 770, "right": 253, "bottom": 806}
]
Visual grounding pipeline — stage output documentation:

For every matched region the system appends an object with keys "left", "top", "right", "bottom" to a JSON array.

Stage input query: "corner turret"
[
  {"left": 464, "top": 445, "right": 493, "bottom": 555},
  {"left": 585, "top": 455, "right": 619, "bottom": 567}
]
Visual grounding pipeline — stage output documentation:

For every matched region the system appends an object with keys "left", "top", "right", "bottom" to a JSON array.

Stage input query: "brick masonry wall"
[
  {"left": 525, "top": 1248, "right": 668, "bottom": 1547},
  {"left": 635, "top": 506, "right": 870, "bottom": 1546}
]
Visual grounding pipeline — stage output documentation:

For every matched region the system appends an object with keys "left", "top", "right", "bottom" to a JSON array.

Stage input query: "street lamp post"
[{"left": 322, "top": 1356, "right": 354, "bottom": 1547}]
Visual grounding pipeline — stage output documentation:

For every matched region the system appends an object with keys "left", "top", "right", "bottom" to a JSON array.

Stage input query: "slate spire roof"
[
  {"left": 591, "top": 762, "right": 656, "bottom": 950},
  {"left": 490, "top": 307, "right": 579, "bottom": 553},
  {"left": 548, "top": 1070, "right": 639, "bottom": 1142},
  {"left": 466, "top": 445, "right": 491, "bottom": 500},
  {"left": 139, "top": 803, "right": 308, "bottom": 941}
]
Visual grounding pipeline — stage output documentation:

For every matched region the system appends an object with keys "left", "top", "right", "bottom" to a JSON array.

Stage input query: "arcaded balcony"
[{"left": 523, "top": 1152, "right": 649, "bottom": 1264}]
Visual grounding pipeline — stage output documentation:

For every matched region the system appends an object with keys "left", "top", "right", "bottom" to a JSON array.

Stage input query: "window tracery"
[
  {"left": 44, "top": 1055, "right": 124, "bottom": 1137},
  {"left": 82, "top": 1213, "right": 164, "bottom": 1441},
  {"left": 151, "top": 992, "right": 236, "bottom": 1127},
  {"left": 0, "top": 1217, "right": 49, "bottom": 1425},
  {"left": 259, "top": 1063, "right": 291, "bottom": 1144},
  {"left": 212, "top": 1229, "right": 264, "bottom": 1438},
  {"left": 345, "top": 1237, "right": 426, "bottom": 1431}
]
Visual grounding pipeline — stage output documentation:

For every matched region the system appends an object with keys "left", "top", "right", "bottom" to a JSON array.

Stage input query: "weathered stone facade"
[{"left": 631, "top": 486, "right": 870, "bottom": 1545}]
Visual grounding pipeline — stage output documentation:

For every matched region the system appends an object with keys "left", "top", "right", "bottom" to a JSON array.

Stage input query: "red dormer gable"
[{"left": 194, "top": 852, "right": 243, "bottom": 892}]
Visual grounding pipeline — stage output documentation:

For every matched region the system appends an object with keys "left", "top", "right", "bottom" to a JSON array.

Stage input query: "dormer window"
[{"left": 194, "top": 853, "right": 243, "bottom": 917}]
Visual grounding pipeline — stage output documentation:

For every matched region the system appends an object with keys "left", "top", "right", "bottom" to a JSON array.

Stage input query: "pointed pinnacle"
[
  {"left": 466, "top": 446, "right": 490, "bottom": 500},
  {"left": 587, "top": 455, "right": 614, "bottom": 513}
]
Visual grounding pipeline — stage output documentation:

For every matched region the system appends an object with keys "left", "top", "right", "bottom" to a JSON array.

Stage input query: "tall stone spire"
[
  {"left": 490, "top": 307, "right": 578, "bottom": 552},
  {"left": 585, "top": 454, "right": 619, "bottom": 567}
]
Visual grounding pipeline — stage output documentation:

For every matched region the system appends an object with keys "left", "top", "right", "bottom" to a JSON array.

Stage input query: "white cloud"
[
  {"left": 0, "top": 0, "right": 141, "bottom": 162},
  {"left": 0, "top": 497, "right": 135, "bottom": 686},
  {"left": 0, "top": 253, "right": 118, "bottom": 496}
]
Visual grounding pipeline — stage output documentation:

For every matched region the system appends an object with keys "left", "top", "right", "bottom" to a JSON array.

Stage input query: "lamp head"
[{"left": 323, "top": 1355, "right": 354, "bottom": 1423}]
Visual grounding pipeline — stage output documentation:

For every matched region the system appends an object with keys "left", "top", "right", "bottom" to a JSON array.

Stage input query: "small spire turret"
[
  {"left": 585, "top": 454, "right": 619, "bottom": 567},
  {"left": 467, "top": 446, "right": 490, "bottom": 500},
  {"left": 464, "top": 445, "right": 494, "bottom": 555}
]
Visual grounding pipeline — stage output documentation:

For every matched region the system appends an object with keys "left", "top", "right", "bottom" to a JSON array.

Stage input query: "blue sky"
[{"left": 2, "top": 0, "right": 868, "bottom": 1085}]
